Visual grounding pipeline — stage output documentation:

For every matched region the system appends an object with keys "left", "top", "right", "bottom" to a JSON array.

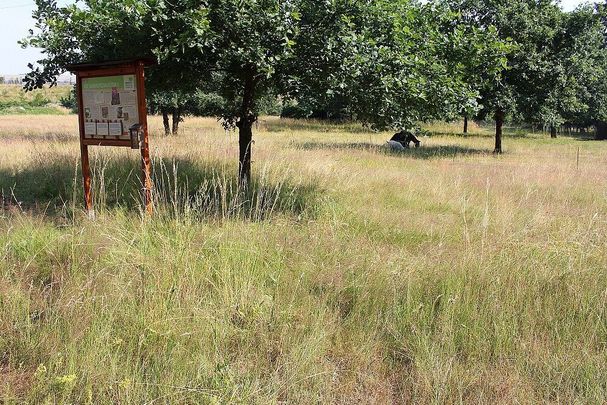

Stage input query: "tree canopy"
[{"left": 21, "top": 0, "right": 607, "bottom": 180}]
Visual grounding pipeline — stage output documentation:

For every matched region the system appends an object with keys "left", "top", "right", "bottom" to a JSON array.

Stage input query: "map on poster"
[{"left": 81, "top": 75, "right": 139, "bottom": 140}]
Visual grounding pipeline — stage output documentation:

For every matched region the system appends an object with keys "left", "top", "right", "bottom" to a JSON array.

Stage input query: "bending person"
[{"left": 390, "top": 130, "right": 421, "bottom": 148}]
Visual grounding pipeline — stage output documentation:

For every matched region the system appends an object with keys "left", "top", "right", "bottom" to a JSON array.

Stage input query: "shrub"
[
  {"left": 59, "top": 85, "right": 78, "bottom": 113},
  {"left": 29, "top": 92, "right": 51, "bottom": 107}
]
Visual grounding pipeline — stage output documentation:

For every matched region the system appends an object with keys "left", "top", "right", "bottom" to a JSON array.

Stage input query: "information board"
[
  {"left": 81, "top": 74, "right": 139, "bottom": 140},
  {"left": 69, "top": 59, "right": 154, "bottom": 215}
]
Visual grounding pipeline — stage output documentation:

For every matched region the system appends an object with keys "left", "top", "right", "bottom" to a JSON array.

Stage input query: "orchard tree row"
[{"left": 21, "top": 0, "right": 607, "bottom": 182}]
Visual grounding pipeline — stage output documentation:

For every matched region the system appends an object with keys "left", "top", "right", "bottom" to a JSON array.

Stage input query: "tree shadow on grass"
[
  {"left": 575, "top": 136, "right": 606, "bottom": 142},
  {"left": 0, "top": 154, "right": 322, "bottom": 220},
  {"left": 263, "top": 118, "right": 371, "bottom": 134},
  {"left": 296, "top": 141, "right": 488, "bottom": 159},
  {"left": 0, "top": 133, "right": 76, "bottom": 143},
  {"left": 430, "top": 128, "right": 605, "bottom": 141},
  {"left": 429, "top": 129, "right": 534, "bottom": 139}
]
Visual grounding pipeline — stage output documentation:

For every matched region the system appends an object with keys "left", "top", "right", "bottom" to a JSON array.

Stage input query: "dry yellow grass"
[{"left": 1, "top": 114, "right": 607, "bottom": 403}]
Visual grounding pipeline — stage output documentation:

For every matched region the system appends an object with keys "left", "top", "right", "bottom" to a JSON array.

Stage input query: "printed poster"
[{"left": 81, "top": 74, "right": 139, "bottom": 139}]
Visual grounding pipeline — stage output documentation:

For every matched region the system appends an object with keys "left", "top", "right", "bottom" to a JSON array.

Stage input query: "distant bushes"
[
  {"left": 0, "top": 99, "right": 60, "bottom": 115},
  {"left": 0, "top": 84, "right": 70, "bottom": 115},
  {"left": 148, "top": 91, "right": 283, "bottom": 119},
  {"left": 192, "top": 92, "right": 225, "bottom": 116},
  {"left": 29, "top": 92, "right": 51, "bottom": 107},
  {"left": 59, "top": 85, "right": 78, "bottom": 113},
  {"left": 280, "top": 98, "right": 351, "bottom": 121},
  {"left": 280, "top": 102, "right": 312, "bottom": 119}
]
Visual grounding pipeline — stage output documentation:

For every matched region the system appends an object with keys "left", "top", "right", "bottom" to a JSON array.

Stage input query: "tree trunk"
[
  {"left": 238, "top": 122, "right": 253, "bottom": 185},
  {"left": 172, "top": 108, "right": 180, "bottom": 135},
  {"left": 162, "top": 109, "right": 170, "bottom": 136},
  {"left": 550, "top": 126, "right": 557, "bottom": 139},
  {"left": 494, "top": 109, "right": 504, "bottom": 154},
  {"left": 463, "top": 116, "right": 468, "bottom": 134},
  {"left": 596, "top": 121, "right": 607, "bottom": 140},
  {"left": 238, "top": 73, "right": 257, "bottom": 184}
]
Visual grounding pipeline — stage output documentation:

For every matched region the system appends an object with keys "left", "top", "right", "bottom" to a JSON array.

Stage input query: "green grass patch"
[
  {"left": 0, "top": 84, "right": 70, "bottom": 115},
  {"left": 1, "top": 116, "right": 607, "bottom": 403}
]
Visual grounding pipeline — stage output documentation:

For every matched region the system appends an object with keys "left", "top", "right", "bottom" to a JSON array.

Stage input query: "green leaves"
[{"left": 22, "top": 0, "right": 607, "bottom": 134}]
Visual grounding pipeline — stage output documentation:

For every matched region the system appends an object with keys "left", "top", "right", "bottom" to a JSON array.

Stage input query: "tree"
[
  {"left": 20, "top": 0, "right": 201, "bottom": 132},
  {"left": 148, "top": 0, "right": 306, "bottom": 184},
  {"left": 531, "top": 3, "right": 607, "bottom": 141},
  {"left": 23, "top": 0, "right": 366, "bottom": 183},
  {"left": 24, "top": 0, "right": 536, "bottom": 184},
  {"left": 289, "top": 0, "right": 488, "bottom": 133},
  {"left": 437, "top": 9, "right": 509, "bottom": 135},
  {"left": 24, "top": 0, "right": 353, "bottom": 183},
  {"left": 148, "top": 90, "right": 193, "bottom": 135},
  {"left": 442, "top": 0, "right": 564, "bottom": 153},
  {"left": 561, "top": 3, "right": 607, "bottom": 140}
]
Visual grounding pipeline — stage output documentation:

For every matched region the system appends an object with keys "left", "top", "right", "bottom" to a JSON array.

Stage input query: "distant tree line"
[
  {"left": 20, "top": 0, "right": 607, "bottom": 182},
  {"left": 0, "top": 76, "right": 26, "bottom": 85}
]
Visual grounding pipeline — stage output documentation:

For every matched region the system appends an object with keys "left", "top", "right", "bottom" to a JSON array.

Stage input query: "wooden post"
[
  {"left": 80, "top": 143, "right": 93, "bottom": 215},
  {"left": 76, "top": 73, "right": 94, "bottom": 217},
  {"left": 136, "top": 61, "right": 153, "bottom": 214},
  {"left": 140, "top": 136, "right": 153, "bottom": 215}
]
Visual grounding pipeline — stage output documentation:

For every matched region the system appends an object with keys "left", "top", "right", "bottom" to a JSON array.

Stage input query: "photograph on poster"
[
  {"left": 111, "top": 87, "right": 121, "bottom": 105},
  {"left": 122, "top": 105, "right": 136, "bottom": 122}
]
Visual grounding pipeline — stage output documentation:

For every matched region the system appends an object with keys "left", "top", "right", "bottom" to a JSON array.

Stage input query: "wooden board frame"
[{"left": 69, "top": 59, "right": 154, "bottom": 215}]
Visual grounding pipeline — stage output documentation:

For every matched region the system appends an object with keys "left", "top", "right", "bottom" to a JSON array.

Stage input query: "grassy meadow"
[
  {"left": 0, "top": 85, "right": 72, "bottom": 115},
  {"left": 1, "top": 112, "right": 607, "bottom": 403}
]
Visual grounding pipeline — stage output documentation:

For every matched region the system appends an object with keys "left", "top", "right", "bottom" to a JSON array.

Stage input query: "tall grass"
[
  {"left": 0, "top": 150, "right": 320, "bottom": 222},
  {"left": 1, "top": 115, "right": 607, "bottom": 403}
]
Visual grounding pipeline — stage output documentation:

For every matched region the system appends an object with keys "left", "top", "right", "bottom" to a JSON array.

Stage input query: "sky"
[{"left": 0, "top": 0, "right": 592, "bottom": 75}]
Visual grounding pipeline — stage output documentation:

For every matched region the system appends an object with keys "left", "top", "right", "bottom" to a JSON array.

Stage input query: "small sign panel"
[
  {"left": 109, "top": 122, "right": 123, "bottom": 137},
  {"left": 96, "top": 122, "right": 109, "bottom": 136},
  {"left": 84, "top": 121, "right": 97, "bottom": 136},
  {"left": 81, "top": 75, "right": 138, "bottom": 140}
]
